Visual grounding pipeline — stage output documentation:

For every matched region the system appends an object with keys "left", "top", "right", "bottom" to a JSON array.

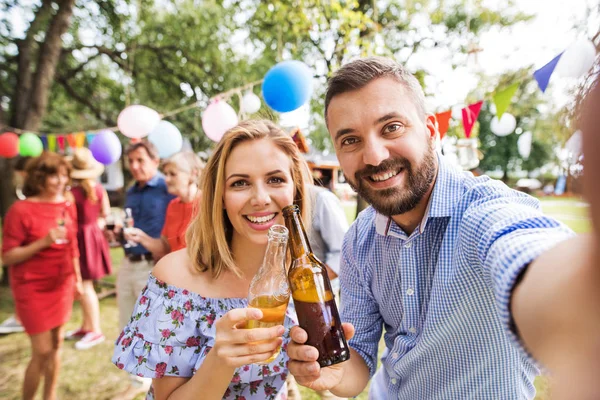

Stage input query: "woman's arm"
[
  {"left": 101, "top": 188, "right": 111, "bottom": 218},
  {"left": 2, "top": 228, "right": 63, "bottom": 265},
  {"left": 126, "top": 228, "right": 170, "bottom": 260}
]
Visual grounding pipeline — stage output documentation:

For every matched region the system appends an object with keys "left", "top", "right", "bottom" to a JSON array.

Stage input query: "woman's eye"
[
  {"left": 231, "top": 180, "right": 248, "bottom": 188},
  {"left": 268, "top": 176, "right": 285, "bottom": 184}
]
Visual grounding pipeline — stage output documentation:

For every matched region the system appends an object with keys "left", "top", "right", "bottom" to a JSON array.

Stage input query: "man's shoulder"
[{"left": 346, "top": 207, "right": 378, "bottom": 246}]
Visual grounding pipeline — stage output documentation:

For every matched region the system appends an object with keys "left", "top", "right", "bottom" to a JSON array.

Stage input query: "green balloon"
[{"left": 19, "top": 132, "right": 43, "bottom": 157}]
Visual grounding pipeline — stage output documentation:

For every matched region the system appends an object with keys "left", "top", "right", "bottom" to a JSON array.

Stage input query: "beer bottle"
[
  {"left": 282, "top": 204, "right": 350, "bottom": 367},
  {"left": 246, "top": 224, "right": 290, "bottom": 364}
]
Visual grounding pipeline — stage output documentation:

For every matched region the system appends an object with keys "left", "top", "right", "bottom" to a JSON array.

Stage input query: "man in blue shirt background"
[
  {"left": 112, "top": 141, "right": 173, "bottom": 400},
  {"left": 286, "top": 57, "right": 600, "bottom": 399}
]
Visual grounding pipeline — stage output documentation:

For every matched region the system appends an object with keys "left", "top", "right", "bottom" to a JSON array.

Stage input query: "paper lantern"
[
  {"left": 19, "top": 132, "right": 43, "bottom": 157},
  {"left": 202, "top": 99, "right": 238, "bottom": 142},
  {"left": 148, "top": 120, "right": 183, "bottom": 158},
  {"left": 517, "top": 131, "right": 533, "bottom": 159},
  {"left": 241, "top": 92, "right": 261, "bottom": 114},
  {"left": 555, "top": 39, "right": 597, "bottom": 78},
  {"left": 262, "top": 60, "right": 313, "bottom": 112},
  {"left": 0, "top": 132, "right": 19, "bottom": 158},
  {"left": 90, "top": 130, "right": 122, "bottom": 165},
  {"left": 490, "top": 113, "right": 516, "bottom": 137},
  {"left": 117, "top": 105, "right": 161, "bottom": 139}
]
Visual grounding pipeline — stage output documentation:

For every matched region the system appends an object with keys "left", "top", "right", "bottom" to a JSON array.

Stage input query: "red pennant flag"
[
  {"left": 435, "top": 110, "right": 452, "bottom": 140},
  {"left": 66, "top": 133, "right": 77, "bottom": 148},
  {"left": 461, "top": 101, "right": 484, "bottom": 138},
  {"left": 57, "top": 135, "right": 66, "bottom": 152}
]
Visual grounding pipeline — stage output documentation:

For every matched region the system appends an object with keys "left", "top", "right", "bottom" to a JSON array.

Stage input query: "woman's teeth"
[{"left": 245, "top": 214, "right": 276, "bottom": 223}]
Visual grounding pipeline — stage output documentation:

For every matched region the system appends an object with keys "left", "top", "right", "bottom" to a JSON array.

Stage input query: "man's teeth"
[
  {"left": 371, "top": 170, "right": 400, "bottom": 182},
  {"left": 246, "top": 214, "right": 275, "bottom": 223}
]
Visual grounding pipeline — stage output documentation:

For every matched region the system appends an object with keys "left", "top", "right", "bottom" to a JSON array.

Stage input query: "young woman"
[
  {"left": 113, "top": 120, "right": 312, "bottom": 400},
  {"left": 125, "top": 151, "right": 204, "bottom": 259},
  {"left": 2, "top": 152, "right": 82, "bottom": 400},
  {"left": 65, "top": 147, "right": 112, "bottom": 350}
]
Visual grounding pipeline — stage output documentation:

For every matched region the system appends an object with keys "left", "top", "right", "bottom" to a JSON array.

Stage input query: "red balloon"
[{"left": 0, "top": 132, "right": 19, "bottom": 158}]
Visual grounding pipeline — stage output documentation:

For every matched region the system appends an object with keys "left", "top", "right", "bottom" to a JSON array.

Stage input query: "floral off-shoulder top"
[{"left": 112, "top": 273, "right": 296, "bottom": 400}]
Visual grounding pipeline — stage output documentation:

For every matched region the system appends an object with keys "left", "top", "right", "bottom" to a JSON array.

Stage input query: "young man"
[
  {"left": 109, "top": 141, "right": 174, "bottom": 400},
  {"left": 286, "top": 57, "right": 600, "bottom": 399}
]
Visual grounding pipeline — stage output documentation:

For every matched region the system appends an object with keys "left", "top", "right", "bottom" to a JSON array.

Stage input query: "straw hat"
[{"left": 69, "top": 148, "right": 105, "bottom": 179}]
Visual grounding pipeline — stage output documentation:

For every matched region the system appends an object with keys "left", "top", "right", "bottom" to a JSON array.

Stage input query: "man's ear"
[{"left": 426, "top": 114, "right": 438, "bottom": 140}]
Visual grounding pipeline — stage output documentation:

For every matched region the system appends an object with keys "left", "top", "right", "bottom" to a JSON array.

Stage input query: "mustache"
[{"left": 355, "top": 157, "right": 410, "bottom": 180}]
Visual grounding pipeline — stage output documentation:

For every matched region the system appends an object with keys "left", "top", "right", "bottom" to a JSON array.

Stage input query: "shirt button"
[
  {"left": 391, "top": 378, "right": 397, "bottom": 385},
  {"left": 408, "top": 327, "right": 416, "bottom": 334},
  {"left": 392, "top": 352, "right": 399, "bottom": 359},
  {"left": 404, "top": 242, "right": 412, "bottom": 248},
  {"left": 406, "top": 288, "right": 414, "bottom": 296}
]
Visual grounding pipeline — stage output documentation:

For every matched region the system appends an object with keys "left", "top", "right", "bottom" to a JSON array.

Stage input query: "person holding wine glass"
[
  {"left": 112, "top": 120, "right": 313, "bottom": 399},
  {"left": 63, "top": 147, "right": 112, "bottom": 350},
  {"left": 2, "top": 152, "right": 83, "bottom": 400}
]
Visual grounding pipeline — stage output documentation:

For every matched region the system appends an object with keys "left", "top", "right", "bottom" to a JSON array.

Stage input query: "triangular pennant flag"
[
  {"left": 434, "top": 110, "right": 452, "bottom": 140},
  {"left": 75, "top": 132, "right": 86, "bottom": 148},
  {"left": 40, "top": 135, "right": 48, "bottom": 150},
  {"left": 461, "top": 101, "right": 484, "bottom": 138},
  {"left": 493, "top": 82, "right": 519, "bottom": 119},
  {"left": 66, "top": 133, "right": 77, "bottom": 149},
  {"left": 86, "top": 132, "right": 95, "bottom": 145},
  {"left": 533, "top": 53, "right": 562, "bottom": 93},
  {"left": 48, "top": 135, "right": 57, "bottom": 152},
  {"left": 57, "top": 135, "right": 66, "bottom": 152}
]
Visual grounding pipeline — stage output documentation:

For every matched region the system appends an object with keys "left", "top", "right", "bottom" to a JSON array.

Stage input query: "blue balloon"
[
  {"left": 90, "top": 130, "right": 122, "bottom": 165},
  {"left": 148, "top": 120, "right": 183, "bottom": 158},
  {"left": 262, "top": 60, "right": 313, "bottom": 113}
]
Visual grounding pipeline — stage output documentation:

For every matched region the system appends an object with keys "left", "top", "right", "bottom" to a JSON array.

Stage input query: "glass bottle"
[
  {"left": 282, "top": 204, "right": 350, "bottom": 367},
  {"left": 247, "top": 224, "right": 290, "bottom": 364}
]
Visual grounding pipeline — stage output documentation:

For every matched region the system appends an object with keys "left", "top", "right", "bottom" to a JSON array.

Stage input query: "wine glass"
[
  {"left": 123, "top": 208, "right": 137, "bottom": 248},
  {"left": 55, "top": 208, "right": 69, "bottom": 245}
]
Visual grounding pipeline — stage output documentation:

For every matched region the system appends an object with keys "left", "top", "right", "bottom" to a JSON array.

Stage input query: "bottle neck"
[
  {"left": 262, "top": 236, "right": 288, "bottom": 272},
  {"left": 284, "top": 211, "right": 313, "bottom": 259}
]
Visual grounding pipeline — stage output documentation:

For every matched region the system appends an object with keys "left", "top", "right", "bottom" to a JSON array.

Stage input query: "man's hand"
[{"left": 287, "top": 323, "right": 355, "bottom": 392}]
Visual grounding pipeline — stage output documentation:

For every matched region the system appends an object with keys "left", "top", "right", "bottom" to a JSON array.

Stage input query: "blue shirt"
[
  {"left": 340, "top": 154, "right": 573, "bottom": 399},
  {"left": 124, "top": 174, "right": 174, "bottom": 256}
]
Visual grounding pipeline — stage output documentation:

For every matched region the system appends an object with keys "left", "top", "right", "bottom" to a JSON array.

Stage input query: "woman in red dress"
[
  {"left": 2, "top": 152, "right": 82, "bottom": 400},
  {"left": 64, "top": 148, "right": 112, "bottom": 350}
]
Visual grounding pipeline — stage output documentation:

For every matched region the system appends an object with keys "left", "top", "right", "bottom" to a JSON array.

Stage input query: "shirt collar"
[
  {"left": 135, "top": 173, "right": 161, "bottom": 189},
  {"left": 375, "top": 152, "right": 465, "bottom": 237}
]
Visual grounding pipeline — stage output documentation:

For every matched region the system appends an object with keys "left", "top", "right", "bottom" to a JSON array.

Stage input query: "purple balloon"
[{"left": 89, "top": 130, "right": 122, "bottom": 165}]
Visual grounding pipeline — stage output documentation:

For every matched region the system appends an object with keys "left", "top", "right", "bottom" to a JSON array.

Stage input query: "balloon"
[
  {"left": 19, "top": 132, "right": 43, "bottom": 157},
  {"left": 117, "top": 105, "right": 161, "bottom": 139},
  {"left": 202, "top": 99, "right": 238, "bottom": 142},
  {"left": 555, "top": 39, "right": 597, "bottom": 78},
  {"left": 148, "top": 120, "right": 183, "bottom": 158},
  {"left": 517, "top": 131, "right": 533, "bottom": 159},
  {"left": 0, "top": 132, "right": 19, "bottom": 157},
  {"left": 89, "top": 130, "right": 122, "bottom": 165},
  {"left": 262, "top": 60, "right": 313, "bottom": 112},
  {"left": 241, "top": 92, "right": 261, "bottom": 114},
  {"left": 490, "top": 113, "right": 516, "bottom": 137}
]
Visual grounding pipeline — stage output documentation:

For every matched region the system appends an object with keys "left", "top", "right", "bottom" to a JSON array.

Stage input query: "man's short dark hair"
[
  {"left": 324, "top": 56, "right": 426, "bottom": 122},
  {"left": 124, "top": 140, "right": 160, "bottom": 161}
]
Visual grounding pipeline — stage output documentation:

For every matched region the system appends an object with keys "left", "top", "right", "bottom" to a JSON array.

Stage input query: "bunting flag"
[
  {"left": 48, "top": 135, "right": 57, "bottom": 152},
  {"left": 66, "top": 133, "right": 77, "bottom": 149},
  {"left": 86, "top": 132, "right": 95, "bottom": 145},
  {"left": 75, "top": 132, "right": 86, "bottom": 147},
  {"left": 40, "top": 135, "right": 48, "bottom": 150},
  {"left": 533, "top": 53, "right": 562, "bottom": 93},
  {"left": 461, "top": 101, "right": 484, "bottom": 138},
  {"left": 493, "top": 82, "right": 519, "bottom": 119},
  {"left": 57, "top": 135, "right": 66, "bottom": 152},
  {"left": 434, "top": 110, "right": 452, "bottom": 140}
]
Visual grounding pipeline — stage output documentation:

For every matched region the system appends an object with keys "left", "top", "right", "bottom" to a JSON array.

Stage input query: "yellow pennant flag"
[
  {"left": 493, "top": 82, "right": 519, "bottom": 119},
  {"left": 75, "top": 132, "right": 86, "bottom": 147},
  {"left": 48, "top": 135, "right": 57, "bottom": 152}
]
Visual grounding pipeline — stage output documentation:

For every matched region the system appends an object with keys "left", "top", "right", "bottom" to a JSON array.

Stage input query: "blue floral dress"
[{"left": 112, "top": 273, "right": 296, "bottom": 400}]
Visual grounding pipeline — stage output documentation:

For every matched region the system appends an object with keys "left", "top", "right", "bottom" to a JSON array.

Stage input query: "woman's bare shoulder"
[{"left": 152, "top": 249, "right": 206, "bottom": 289}]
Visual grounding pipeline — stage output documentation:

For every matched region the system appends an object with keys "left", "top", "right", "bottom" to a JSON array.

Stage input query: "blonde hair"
[
  {"left": 186, "top": 120, "right": 312, "bottom": 278},
  {"left": 162, "top": 151, "right": 205, "bottom": 185}
]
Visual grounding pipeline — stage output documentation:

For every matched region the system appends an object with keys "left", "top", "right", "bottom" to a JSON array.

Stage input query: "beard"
[{"left": 346, "top": 147, "right": 437, "bottom": 216}]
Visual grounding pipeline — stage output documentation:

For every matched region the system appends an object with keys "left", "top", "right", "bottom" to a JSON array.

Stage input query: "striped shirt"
[{"left": 340, "top": 155, "right": 573, "bottom": 399}]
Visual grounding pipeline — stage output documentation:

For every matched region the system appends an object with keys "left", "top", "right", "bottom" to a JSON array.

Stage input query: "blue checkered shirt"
[{"left": 339, "top": 155, "right": 573, "bottom": 399}]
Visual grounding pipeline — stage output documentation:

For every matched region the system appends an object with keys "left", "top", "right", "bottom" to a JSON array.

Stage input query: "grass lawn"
[{"left": 0, "top": 196, "right": 589, "bottom": 399}]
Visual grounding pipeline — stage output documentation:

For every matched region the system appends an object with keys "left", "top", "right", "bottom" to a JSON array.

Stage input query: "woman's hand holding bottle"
[{"left": 212, "top": 308, "right": 285, "bottom": 368}]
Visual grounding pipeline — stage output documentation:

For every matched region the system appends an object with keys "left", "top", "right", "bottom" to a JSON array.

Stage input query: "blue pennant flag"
[
  {"left": 85, "top": 132, "right": 95, "bottom": 145},
  {"left": 534, "top": 52, "right": 563, "bottom": 93},
  {"left": 40, "top": 135, "right": 48, "bottom": 149}
]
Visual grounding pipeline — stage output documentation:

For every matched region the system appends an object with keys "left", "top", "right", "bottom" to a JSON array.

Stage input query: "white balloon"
[
  {"left": 555, "top": 39, "right": 597, "bottom": 78},
  {"left": 518, "top": 131, "right": 533, "bottom": 159},
  {"left": 241, "top": 92, "right": 261, "bottom": 114},
  {"left": 117, "top": 105, "right": 161, "bottom": 139},
  {"left": 202, "top": 100, "right": 239, "bottom": 142},
  {"left": 490, "top": 113, "right": 516, "bottom": 137}
]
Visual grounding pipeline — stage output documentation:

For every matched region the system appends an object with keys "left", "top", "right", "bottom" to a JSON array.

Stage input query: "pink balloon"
[
  {"left": 117, "top": 105, "right": 161, "bottom": 139},
  {"left": 202, "top": 99, "right": 238, "bottom": 142}
]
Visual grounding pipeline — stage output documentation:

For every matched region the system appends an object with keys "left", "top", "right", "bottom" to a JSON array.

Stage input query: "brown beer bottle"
[{"left": 282, "top": 204, "right": 350, "bottom": 367}]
